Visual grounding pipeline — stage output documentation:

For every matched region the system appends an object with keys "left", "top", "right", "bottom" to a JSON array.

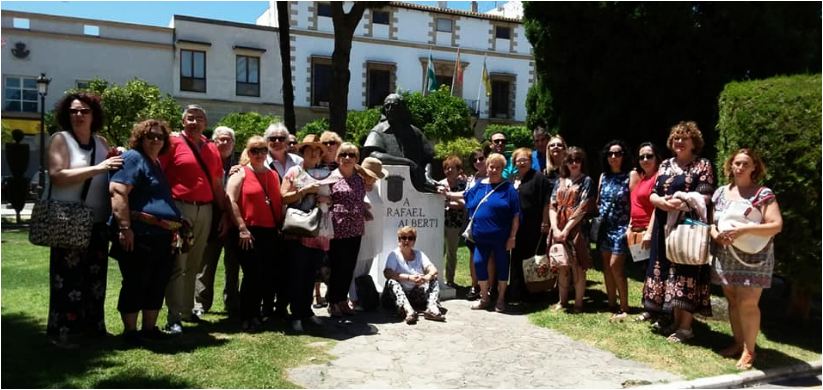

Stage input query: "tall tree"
[
  {"left": 328, "top": 2, "right": 388, "bottom": 137},
  {"left": 277, "top": 1, "right": 296, "bottom": 132}
]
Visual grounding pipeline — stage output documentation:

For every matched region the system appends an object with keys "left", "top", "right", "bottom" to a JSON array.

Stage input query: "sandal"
[
  {"left": 666, "top": 328, "right": 694, "bottom": 343},
  {"left": 719, "top": 344, "right": 744, "bottom": 358},
  {"left": 736, "top": 349, "right": 756, "bottom": 370},
  {"left": 423, "top": 311, "right": 446, "bottom": 322},
  {"left": 550, "top": 303, "right": 566, "bottom": 312},
  {"left": 634, "top": 312, "right": 654, "bottom": 322},
  {"left": 494, "top": 302, "right": 506, "bottom": 313},
  {"left": 471, "top": 297, "right": 490, "bottom": 310},
  {"left": 313, "top": 296, "right": 328, "bottom": 309},
  {"left": 609, "top": 311, "right": 628, "bottom": 322}
]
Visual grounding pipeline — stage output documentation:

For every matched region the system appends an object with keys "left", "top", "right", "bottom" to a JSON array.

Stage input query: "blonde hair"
[
  {"left": 320, "top": 130, "right": 343, "bottom": 144},
  {"left": 486, "top": 153, "right": 506, "bottom": 168},
  {"left": 397, "top": 226, "right": 417, "bottom": 237},
  {"left": 667, "top": 121, "right": 704, "bottom": 155},
  {"left": 724, "top": 148, "right": 767, "bottom": 184},
  {"left": 238, "top": 135, "right": 266, "bottom": 165},
  {"left": 336, "top": 142, "right": 359, "bottom": 160},
  {"left": 546, "top": 135, "right": 567, "bottom": 174}
]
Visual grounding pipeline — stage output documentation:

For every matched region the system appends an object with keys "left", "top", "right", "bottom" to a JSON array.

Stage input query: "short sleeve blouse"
[
  {"left": 110, "top": 150, "right": 182, "bottom": 235},
  {"left": 330, "top": 170, "right": 367, "bottom": 239}
]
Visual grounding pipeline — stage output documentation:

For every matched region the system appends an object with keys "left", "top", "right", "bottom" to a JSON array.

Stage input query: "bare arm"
[
  {"left": 507, "top": 214, "right": 520, "bottom": 251},
  {"left": 226, "top": 170, "right": 253, "bottom": 250},
  {"left": 48, "top": 134, "right": 123, "bottom": 186},
  {"left": 110, "top": 181, "right": 134, "bottom": 251}
]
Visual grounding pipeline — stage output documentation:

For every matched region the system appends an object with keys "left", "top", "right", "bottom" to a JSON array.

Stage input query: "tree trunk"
[
  {"left": 329, "top": 2, "right": 368, "bottom": 138},
  {"left": 277, "top": 1, "right": 296, "bottom": 133}
]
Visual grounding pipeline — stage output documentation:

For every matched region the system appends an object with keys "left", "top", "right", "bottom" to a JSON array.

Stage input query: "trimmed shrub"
[
  {"left": 216, "top": 112, "right": 280, "bottom": 152},
  {"left": 296, "top": 109, "right": 380, "bottom": 148},
  {"left": 715, "top": 74, "right": 821, "bottom": 298},
  {"left": 402, "top": 86, "right": 473, "bottom": 141},
  {"left": 434, "top": 137, "right": 483, "bottom": 173},
  {"left": 296, "top": 117, "right": 329, "bottom": 140}
]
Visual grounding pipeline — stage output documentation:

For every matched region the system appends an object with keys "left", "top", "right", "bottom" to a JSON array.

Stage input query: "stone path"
[{"left": 288, "top": 299, "right": 681, "bottom": 388}]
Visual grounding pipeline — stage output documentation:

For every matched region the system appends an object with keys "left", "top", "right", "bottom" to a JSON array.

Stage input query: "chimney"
[
  {"left": 471, "top": 1, "right": 478, "bottom": 13},
  {"left": 438, "top": 1, "right": 447, "bottom": 9}
]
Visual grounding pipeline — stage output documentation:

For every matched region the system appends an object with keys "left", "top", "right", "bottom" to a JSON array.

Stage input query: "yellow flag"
[{"left": 481, "top": 59, "right": 491, "bottom": 97}]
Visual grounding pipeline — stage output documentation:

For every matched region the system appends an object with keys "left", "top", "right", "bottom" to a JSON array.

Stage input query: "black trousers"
[
  {"left": 116, "top": 233, "right": 174, "bottom": 313},
  {"left": 287, "top": 243, "right": 324, "bottom": 320},
  {"left": 235, "top": 227, "right": 277, "bottom": 321},
  {"left": 327, "top": 236, "right": 362, "bottom": 305}
]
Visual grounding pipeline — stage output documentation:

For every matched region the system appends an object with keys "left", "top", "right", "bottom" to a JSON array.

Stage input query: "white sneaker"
[{"left": 291, "top": 320, "right": 304, "bottom": 333}]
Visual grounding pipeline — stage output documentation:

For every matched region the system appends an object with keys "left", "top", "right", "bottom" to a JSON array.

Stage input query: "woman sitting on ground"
[{"left": 383, "top": 226, "right": 446, "bottom": 324}]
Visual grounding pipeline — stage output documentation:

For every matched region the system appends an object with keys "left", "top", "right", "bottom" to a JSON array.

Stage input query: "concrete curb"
[{"left": 639, "top": 360, "right": 822, "bottom": 389}]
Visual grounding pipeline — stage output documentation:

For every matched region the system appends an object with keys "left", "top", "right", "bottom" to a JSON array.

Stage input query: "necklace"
[{"left": 254, "top": 170, "right": 271, "bottom": 206}]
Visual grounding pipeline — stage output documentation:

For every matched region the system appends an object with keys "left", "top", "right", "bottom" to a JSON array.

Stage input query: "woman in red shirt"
[
  {"left": 226, "top": 136, "right": 282, "bottom": 332},
  {"left": 630, "top": 142, "right": 662, "bottom": 323}
]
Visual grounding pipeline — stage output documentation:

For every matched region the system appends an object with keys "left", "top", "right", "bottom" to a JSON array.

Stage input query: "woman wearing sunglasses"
[
  {"left": 631, "top": 142, "right": 662, "bottom": 323},
  {"left": 326, "top": 143, "right": 368, "bottom": 317},
  {"left": 383, "top": 226, "right": 446, "bottom": 324},
  {"left": 594, "top": 140, "right": 633, "bottom": 321},
  {"left": 548, "top": 147, "right": 594, "bottom": 313},
  {"left": 225, "top": 136, "right": 283, "bottom": 332}
]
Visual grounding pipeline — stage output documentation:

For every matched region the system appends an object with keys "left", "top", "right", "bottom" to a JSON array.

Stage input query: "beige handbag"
[
  {"left": 522, "top": 234, "right": 557, "bottom": 293},
  {"left": 665, "top": 211, "right": 710, "bottom": 265},
  {"left": 549, "top": 242, "right": 569, "bottom": 267}
]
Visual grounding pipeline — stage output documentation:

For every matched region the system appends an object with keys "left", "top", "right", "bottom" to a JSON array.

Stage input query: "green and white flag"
[{"left": 426, "top": 52, "right": 438, "bottom": 93}]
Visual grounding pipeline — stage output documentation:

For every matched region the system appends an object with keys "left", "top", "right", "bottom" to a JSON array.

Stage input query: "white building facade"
[{"left": 2, "top": 2, "right": 533, "bottom": 177}]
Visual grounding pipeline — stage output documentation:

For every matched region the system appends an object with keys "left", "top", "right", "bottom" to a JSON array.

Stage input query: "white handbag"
[
  {"left": 666, "top": 211, "right": 711, "bottom": 266},
  {"left": 717, "top": 197, "right": 770, "bottom": 254}
]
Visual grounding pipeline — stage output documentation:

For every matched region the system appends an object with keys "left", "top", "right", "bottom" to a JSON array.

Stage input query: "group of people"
[
  {"left": 42, "top": 91, "right": 782, "bottom": 370},
  {"left": 445, "top": 123, "right": 781, "bottom": 370},
  {"left": 43, "top": 93, "right": 449, "bottom": 349}
]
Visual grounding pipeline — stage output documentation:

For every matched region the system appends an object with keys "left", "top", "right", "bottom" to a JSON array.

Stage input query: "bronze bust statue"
[{"left": 362, "top": 94, "right": 440, "bottom": 193}]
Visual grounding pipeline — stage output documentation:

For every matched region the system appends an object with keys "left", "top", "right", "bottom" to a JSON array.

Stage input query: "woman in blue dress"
[{"left": 595, "top": 140, "right": 633, "bottom": 320}]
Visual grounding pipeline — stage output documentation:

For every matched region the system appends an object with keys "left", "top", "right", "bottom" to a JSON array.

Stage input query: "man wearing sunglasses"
[
  {"left": 159, "top": 104, "right": 230, "bottom": 335},
  {"left": 490, "top": 132, "right": 518, "bottom": 180},
  {"left": 362, "top": 94, "right": 440, "bottom": 193}
]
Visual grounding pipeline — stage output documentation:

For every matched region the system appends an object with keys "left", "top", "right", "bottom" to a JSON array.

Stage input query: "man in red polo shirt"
[{"left": 160, "top": 104, "right": 229, "bottom": 335}]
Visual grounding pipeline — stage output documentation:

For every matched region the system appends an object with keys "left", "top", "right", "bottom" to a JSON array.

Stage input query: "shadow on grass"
[{"left": 1, "top": 311, "right": 223, "bottom": 388}]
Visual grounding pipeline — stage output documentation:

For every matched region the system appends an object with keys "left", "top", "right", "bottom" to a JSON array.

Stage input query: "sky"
[{"left": 1, "top": 1, "right": 503, "bottom": 27}]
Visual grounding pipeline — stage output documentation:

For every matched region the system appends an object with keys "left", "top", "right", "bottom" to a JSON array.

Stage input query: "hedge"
[
  {"left": 216, "top": 112, "right": 280, "bottom": 152},
  {"left": 715, "top": 73, "right": 821, "bottom": 293},
  {"left": 296, "top": 108, "right": 381, "bottom": 148},
  {"left": 483, "top": 124, "right": 533, "bottom": 153}
]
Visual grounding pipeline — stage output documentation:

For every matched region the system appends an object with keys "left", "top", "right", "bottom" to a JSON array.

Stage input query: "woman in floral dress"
[{"left": 649, "top": 121, "right": 715, "bottom": 343}]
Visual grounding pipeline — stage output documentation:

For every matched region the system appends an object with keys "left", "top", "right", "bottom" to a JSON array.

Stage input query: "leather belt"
[{"left": 175, "top": 199, "right": 211, "bottom": 206}]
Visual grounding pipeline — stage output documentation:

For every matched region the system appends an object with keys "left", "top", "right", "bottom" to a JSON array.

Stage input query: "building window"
[
  {"left": 311, "top": 58, "right": 332, "bottom": 107},
  {"left": 4, "top": 76, "right": 38, "bottom": 113},
  {"left": 12, "top": 18, "right": 30, "bottom": 29},
  {"left": 76, "top": 80, "right": 91, "bottom": 89},
  {"left": 495, "top": 26, "right": 511, "bottom": 40},
  {"left": 435, "top": 18, "right": 453, "bottom": 33},
  {"left": 84, "top": 24, "right": 99, "bottom": 36},
  {"left": 490, "top": 79, "right": 511, "bottom": 119},
  {"left": 435, "top": 75, "right": 453, "bottom": 89},
  {"left": 180, "top": 49, "right": 206, "bottom": 92},
  {"left": 317, "top": 2, "right": 332, "bottom": 17},
  {"left": 236, "top": 55, "right": 260, "bottom": 97},
  {"left": 367, "top": 65, "right": 394, "bottom": 108},
  {"left": 372, "top": 10, "right": 390, "bottom": 25}
]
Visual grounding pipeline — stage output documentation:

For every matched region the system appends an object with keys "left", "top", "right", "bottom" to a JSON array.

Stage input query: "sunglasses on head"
[
  {"left": 639, "top": 153, "right": 655, "bottom": 161},
  {"left": 249, "top": 147, "right": 268, "bottom": 155},
  {"left": 607, "top": 151, "right": 624, "bottom": 158},
  {"left": 338, "top": 152, "right": 357, "bottom": 159},
  {"left": 398, "top": 235, "right": 416, "bottom": 241},
  {"left": 492, "top": 139, "right": 507, "bottom": 145},
  {"left": 69, "top": 108, "right": 91, "bottom": 115},
  {"left": 268, "top": 136, "right": 286, "bottom": 142},
  {"left": 323, "top": 141, "right": 338, "bottom": 147},
  {"left": 145, "top": 133, "right": 166, "bottom": 142}
]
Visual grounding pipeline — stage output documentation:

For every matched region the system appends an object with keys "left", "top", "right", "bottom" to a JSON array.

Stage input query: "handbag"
[
  {"left": 29, "top": 133, "right": 96, "bottom": 249},
  {"left": 523, "top": 234, "right": 556, "bottom": 293},
  {"left": 462, "top": 181, "right": 505, "bottom": 243},
  {"left": 665, "top": 211, "right": 711, "bottom": 265},
  {"left": 282, "top": 207, "right": 321, "bottom": 237},
  {"left": 589, "top": 216, "right": 603, "bottom": 242},
  {"left": 717, "top": 188, "right": 772, "bottom": 268}
]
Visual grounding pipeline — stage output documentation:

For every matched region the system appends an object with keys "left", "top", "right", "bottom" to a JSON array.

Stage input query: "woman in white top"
[
  {"left": 383, "top": 226, "right": 446, "bottom": 324},
  {"left": 46, "top": 92, "right": 124, "bottom": 348}
]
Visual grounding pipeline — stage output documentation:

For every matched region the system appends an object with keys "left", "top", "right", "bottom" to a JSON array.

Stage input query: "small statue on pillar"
[
  {"left": 362, "top": 94, "right": 441, "bottom": 193},
  {"left": 5, "top": 129, "right": 30, "bottom": 223}
]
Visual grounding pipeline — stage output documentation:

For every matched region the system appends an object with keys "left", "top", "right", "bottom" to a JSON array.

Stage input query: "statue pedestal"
[{"left": 367, "top": 165, "right": 455, "bottom": 300}]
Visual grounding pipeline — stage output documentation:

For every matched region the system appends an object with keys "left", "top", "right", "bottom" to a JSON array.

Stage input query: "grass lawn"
[
  {"left": 1, "top": 229, "right": 331, "bottom": 388},
  {"left": 452, "top": 244, "right": 820, "bottom": 379}
]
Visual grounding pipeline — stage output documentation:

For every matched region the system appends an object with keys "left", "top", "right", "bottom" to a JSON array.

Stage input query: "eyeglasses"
[
  {"left": 323, "top": 141, "right": 338, "bottom": 147},
  {"left": 639, "top": 153, "right": 655, "bottom": 161},
  {"left": 567, "top": 158, "right": 583, "bottom": 165},
  {"left": 338, "top": 152, "right": 357, "bottom": 159},
  {"left": 548, "top": 142, "right": 564, "bottom": 148},
  {"left": 249, "top": 147, "right": 268, "bottom": 155},
  {"left": 69, "top": 108, "right": 91, "bottom": 115},
  {"left": 474, "top": 156, "right": 486, "bottom": 163},
  {"left": 607, "top": 151, "right": 624, "bottom": 158},
  {"left": 492, "top": 139, "right": 507, "bottom": 145},
  {"left": 145, "top": 133, "right": 166, "bottom": 142},
  {"left": 398, "top": 236, "right": 416, "bottom": 241},
  {"left": 515, "top": 158, "right": 530, "bottom": 164},
  {"left": 268, "top": 136, "right": 286, "bottom": 142}
]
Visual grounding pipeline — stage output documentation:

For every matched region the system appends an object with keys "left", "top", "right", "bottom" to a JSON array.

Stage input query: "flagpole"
[
  {"left": 475, "top": 53, "right": 486, "bottom": 116},
  {"left": 451, "top": 48, "right": 459, "bottom": 95},
  {"left": 424, "top": 46, "right": 432, "bottom": 95}
]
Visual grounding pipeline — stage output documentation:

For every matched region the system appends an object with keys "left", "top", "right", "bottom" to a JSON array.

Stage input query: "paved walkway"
[{"left": 288, "top": 299, "right": 681, "bottom": 388}]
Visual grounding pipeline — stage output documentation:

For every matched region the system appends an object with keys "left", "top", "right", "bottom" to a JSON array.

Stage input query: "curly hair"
[
  {"left": 559, "top": 146, "right": 587, "bottom": 178},
  {"left": 54, "top": 92, "right": 104, "bottom": 133},
  {"left": 667, "top": 121, "right": 704, "bottom": 155},
  {"left": 128, "top": 119, "right": 171, "bottom": 155},
  {"left": 600, "top": 140, "right": 633, "bottom": 174},
  {"left": 723, "top": 148, "right": 767, "bottom": 184},
  {"left": 442, "top": 155, "right": 463, "bottom": 171}
]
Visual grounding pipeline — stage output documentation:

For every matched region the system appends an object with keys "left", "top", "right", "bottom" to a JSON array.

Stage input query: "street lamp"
[{"left": 36, "top": 73, "right": 50, "bottom": 196}]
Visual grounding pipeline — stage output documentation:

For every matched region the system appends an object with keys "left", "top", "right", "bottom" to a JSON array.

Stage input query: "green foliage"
[
  {"left": 344, "top": 108, "right": 381, "bottom": 147},
  {"left": 525, "top": 77, "right": 555, "bottom": 131},
  {"left": 296, "top": 117, "right": 330, "bottom": 140},
  {"left": 216, "top": 112, "right": 280, "bottom": 152},
  {"left": 483, "top": 124, "right": 532, "bottom": 151},
  {"left": 71, "top": 78, "right": 181, "bottom": 146},
  {"left": 715, "top": 74, "right": 821, "bottom": 292},
  {"left": 402, "top": 86, "right": 472, "bottom": 141},
  {"left": 434, "top": 137, "right": 483, "bottom": 172}
]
